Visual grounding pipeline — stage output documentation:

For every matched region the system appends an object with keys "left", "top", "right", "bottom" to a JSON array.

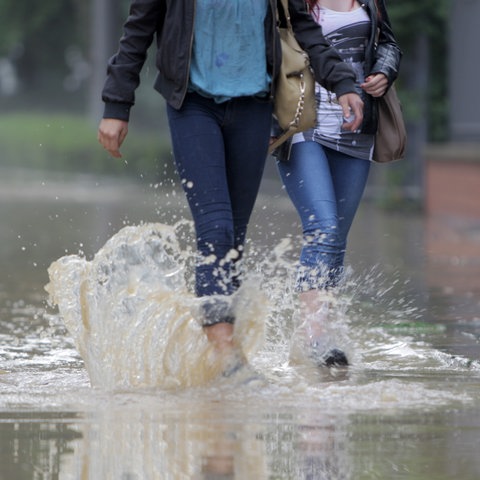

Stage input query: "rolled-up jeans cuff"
[
  {"left": 295, "top": 265, "right": 344, "bottom": 292},
  {"left": 201, "top": 297, "right": 235, "bottom": 327}
]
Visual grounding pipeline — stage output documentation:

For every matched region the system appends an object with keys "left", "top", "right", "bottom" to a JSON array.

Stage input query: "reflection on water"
[
  {"left": 1, "top": 168, "right": 480, "bottom": 479},
  {"left": 3, "top": 398, "right": 480, "bottom": 479}
]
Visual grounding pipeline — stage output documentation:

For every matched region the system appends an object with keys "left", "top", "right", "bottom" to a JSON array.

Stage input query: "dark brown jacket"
[{"left": 102, "top": 0, "right": 359, "bottom": 120}]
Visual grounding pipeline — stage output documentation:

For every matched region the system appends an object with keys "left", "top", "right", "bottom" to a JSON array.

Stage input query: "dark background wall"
[{"left": 449, "top": 1, "right": 480, "bottom": 142}]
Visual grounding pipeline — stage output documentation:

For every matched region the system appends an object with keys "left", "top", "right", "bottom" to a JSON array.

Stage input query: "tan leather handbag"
[
  {"left": 269, "top": 0, "right": 316, "bottom": 154},
  {"left": 373, "top": 83, "right": 407, "bottom": 163}
]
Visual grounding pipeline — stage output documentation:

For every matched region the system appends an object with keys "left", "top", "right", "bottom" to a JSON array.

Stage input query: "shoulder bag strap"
[{"left": 278, "top": 0, "right": 294, "bottom": 32}]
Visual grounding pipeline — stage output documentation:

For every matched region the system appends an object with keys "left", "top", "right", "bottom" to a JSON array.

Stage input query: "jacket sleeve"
[
  {"left": 102, "top": 0, "right": 165, "bottom": 120},
  {"left": 286, "top": 0, "right": 357, "bottom": 97},
  {"left": 371, "top": 0, "right": 402, "bottom": 85}
]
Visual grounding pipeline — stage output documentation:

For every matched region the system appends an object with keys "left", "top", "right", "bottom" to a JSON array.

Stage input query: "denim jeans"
[
  {"left": 277, "top": 141, "right": 371, "bottom": 290},
  {"left": 167, "top": 92, "right": 273, "bottom": 302}
]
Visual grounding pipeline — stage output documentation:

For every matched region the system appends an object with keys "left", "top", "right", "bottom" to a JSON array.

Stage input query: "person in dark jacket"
[
  {"left": 97, "top": 0, "right": 364, "bottom": 364},
  {"left": 277, "top": 0, "right": 402, "bottom": 367}
]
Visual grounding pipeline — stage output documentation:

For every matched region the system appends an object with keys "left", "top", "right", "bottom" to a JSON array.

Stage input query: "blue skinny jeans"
[
  {"left": 277, "top": 141, "right": 371, "bottom": 291},
  {"left": 167, "top": 92, "right": 273, "bottom": 307}
]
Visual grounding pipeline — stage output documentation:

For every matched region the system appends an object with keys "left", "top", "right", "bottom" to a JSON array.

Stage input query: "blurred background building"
[{"left": 0, "top": 0, "right": 478, "bottom": 217}]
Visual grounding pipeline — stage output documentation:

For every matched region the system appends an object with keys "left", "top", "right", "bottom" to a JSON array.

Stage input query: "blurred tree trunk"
[
  {"left": 449, "top": 1, "right": 480, "bottom": 141},
  {"left": 88, "top": 0, "right": 122, "bottom": 123},
  {"left": 404, "top": 31, "right": 429, "bottom": 203}
]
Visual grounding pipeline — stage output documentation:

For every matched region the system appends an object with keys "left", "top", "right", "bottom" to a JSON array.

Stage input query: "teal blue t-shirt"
[{"left": 189, "top": 0, "right": 270, "bottom": 102}]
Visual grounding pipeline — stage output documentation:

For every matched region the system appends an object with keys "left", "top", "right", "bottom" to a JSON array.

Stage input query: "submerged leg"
[
  {"left": 278, "top": 143, "right": 370, "bottom": 369},
  {"left": 297, "top": 289, "right": 349, "bottom": 367},
  {"left": 203, "top": 322, "right": 234, "bottom": 353}
]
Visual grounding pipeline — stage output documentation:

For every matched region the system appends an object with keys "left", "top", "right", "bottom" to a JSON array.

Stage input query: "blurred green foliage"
[
  {"left": 0, "top": 0, "right": 87, "bottom": 86},
  {"left": 388, "top": 0, "right": 449, "bottom": 141},
  {"left": 0, "top": 0, "right": 450, "bottom": 182},
  {"left": 0, "top": 113, "right": 174, "bottom": 181}
]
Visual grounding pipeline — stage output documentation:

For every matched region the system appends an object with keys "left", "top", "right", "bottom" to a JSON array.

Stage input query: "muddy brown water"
[{"left": 1, "top": 168, "right": 479, "bottom": 479}]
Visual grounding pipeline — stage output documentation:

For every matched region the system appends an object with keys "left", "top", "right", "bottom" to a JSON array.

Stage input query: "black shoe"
[
  {"left": 318, "top": 348, "right": 349, "bottom": 367},
  {"left": 310, "top": 342, "right": 349, "bottom": 368}
]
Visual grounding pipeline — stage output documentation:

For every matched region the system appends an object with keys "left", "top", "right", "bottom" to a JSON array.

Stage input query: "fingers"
[
  {"left": 97, "top": 118, "right": 129, "bottom": 158},
  {"left": 362, "top": 83, "right": 387, "bottom": 97},
  {"left": 339, "top": 93, "right": 364, "bottom": 132},
  {"left": 97, "top": 123, "right": 125, "bottom": 158},
  {"left": 361, "top": 73, "right": 388, "bottom": 97},
  {"left": 348, "top": 99, "right": 363, "bottom": 131}
]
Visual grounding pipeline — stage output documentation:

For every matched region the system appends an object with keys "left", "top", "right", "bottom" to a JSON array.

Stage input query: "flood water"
[{"left": 1, "top": 166, "right": 480, "bottom": 479}]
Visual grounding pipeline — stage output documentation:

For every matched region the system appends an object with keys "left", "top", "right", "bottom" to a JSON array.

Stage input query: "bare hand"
[
  {"left": 361, "top": 73, "right": 389, "bottom": 98},
  {"left": 97, "top": 118, "right": 129, "bottom": 158},
  {"left": 338, "top": 92, "right": 364, "bottom": 131}
]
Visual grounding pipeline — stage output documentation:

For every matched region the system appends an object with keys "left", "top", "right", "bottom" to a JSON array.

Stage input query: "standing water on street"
[{"left": 1, "top": 169, "right": 480, "bottom": 479}]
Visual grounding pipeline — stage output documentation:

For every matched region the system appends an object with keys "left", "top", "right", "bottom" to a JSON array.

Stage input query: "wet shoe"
[
  {"left": 310, "top": 341, "right": 349, "bottom": 368},
  {"left": 221, "top": 360, "right": 244, "bottom": 378},
  {"left": 220, "top": 361, "right": 267, "bottom": 387},
  {"left": 317, "top": 348, "right": 349, "bottom": 367}
]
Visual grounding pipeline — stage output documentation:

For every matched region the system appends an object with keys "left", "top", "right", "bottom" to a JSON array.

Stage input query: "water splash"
[
  {"left": 44, "top": 221, "right": 479, "bottom": 399},
  {"left": 45, "top": 223, "right": 268, "bottom": 390}
]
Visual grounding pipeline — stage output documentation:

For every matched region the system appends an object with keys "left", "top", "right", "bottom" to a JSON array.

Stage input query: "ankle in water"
[{"left": 203, "top": 322, "right": 235, "bottom": 351}]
